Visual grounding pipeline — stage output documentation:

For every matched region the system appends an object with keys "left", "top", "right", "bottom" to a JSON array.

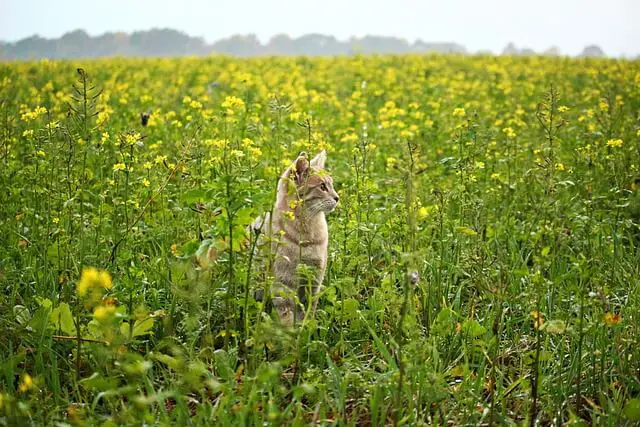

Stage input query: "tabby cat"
[{"left": 252, "top": 150, "right": 339, "bottom": 326}]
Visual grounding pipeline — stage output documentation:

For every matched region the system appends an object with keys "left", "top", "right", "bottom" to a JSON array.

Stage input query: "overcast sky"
[{"left": 1, "top": 0, "right": 639, "bottom": 56}]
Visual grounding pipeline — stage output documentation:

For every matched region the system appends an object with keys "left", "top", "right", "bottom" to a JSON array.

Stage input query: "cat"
[{"left": 252, "top": 150, "right": 339, "bottom": 326}]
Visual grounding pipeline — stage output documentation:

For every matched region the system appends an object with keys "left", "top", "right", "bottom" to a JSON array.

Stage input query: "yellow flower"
[
  {"left": 340, "top": 133, "right": 358, "bottom": 143},
  {"left": 93, "top": 304, "right": 117, "bottom": 322},
  {"left": 530, "top": 310, "right": 544, "bottom": 330},
  {"left": 558, "top": 105, "right": 569, "bottom": 113},
  {"left": 124, "top": 132, "right": 141, "bottom": 145},
  {"left": 221, "top": 95, "right": 245, "bottom": 112},
  {"left": 474, "top": 161, "right": 485, "bottom": 169},
  {"left": 142, "top": 178, "right": 150, "bottom": 187},
  {"left": 555, "top": 163, "right": 565, "bottom": 171},
  {"left": 502, "top": 127, "right": 516, "bottom": 138},
  {"left": 452, "top": 108, "right": 466, "bottom": 117},
  {"left": 598, "top": 100, "right": 609, "bottom": 112},
  {"left": 603, "top": 312, "right": 621, "bottom": 327},
  {"left": 112, "top": 163, "right": 126, "bottom": 172},
  {"left": 606, "top": 138, "right": 623, "bottom": 148},
  {"left": 53, "top": 217, "right": 60, "bottom": 224},
  {"left": 77, "top": 267, "right": 112, "bottom": 297},
  {"left": 18, "top": 373, "right": 35, "bottom": 393}
]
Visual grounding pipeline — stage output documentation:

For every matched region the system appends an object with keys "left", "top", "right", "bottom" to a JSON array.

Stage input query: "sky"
[{"left": 1, "top": 0, "right": 639, "bottom": 57}]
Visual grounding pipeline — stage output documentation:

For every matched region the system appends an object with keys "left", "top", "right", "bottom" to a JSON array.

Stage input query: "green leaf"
[
  {"left": 13, "top": 305, "right": 31, "bottom": 325},
  {"left": 46, "top": 242, "right": 60, "bottom": 263},
  {"left": 179, "top": 239, "right": 200, "bottom": 257},
  {"left": 29, "top": 304, "right": 52, "bottom": 334},
  {"left": 544, "top": 319, "right": 567, "bottom": 334},
  {"left": 87, "top": 320, "right": 103, "bottom": 338},
  {"left": 461, "top": 319, "right": 487, "bottom": 338},
  {"left": 181, "top": 189, "right": 207, "bottom": 204},
  {"left": 81, "top": 373, "right": 118, "bottom": 392},
  {"left": 121, "top": 317, "right": 155, "bottom": 339},
  {"left": 623, "top": 398, "right": 640, "bottom": 421},
  {"left": 154, "top": 353, "right": 184, "bottom": 372},
  {"left": 50, "top": 303, "right": 75, "bottom": 335},
  {"left": 213, "top": 349, "right": 233, "bottom": 382}
]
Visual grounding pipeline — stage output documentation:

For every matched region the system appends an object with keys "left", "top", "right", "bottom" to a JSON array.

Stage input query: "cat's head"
[{"left": 289, "top": 150, "right": 339, "bottom": 216}]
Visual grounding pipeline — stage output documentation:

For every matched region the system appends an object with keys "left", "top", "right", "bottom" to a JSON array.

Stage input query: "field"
[{"left": 1, "top": 54, "right": 639, "bottom": 425}]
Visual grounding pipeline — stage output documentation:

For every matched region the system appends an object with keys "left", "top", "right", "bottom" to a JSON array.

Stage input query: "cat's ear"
[
  {"left": 293, "top": 152, "right": 310, "bottom": 185},
  {"left": 310, "top": 150, "right": 327, "bottom": 169}
]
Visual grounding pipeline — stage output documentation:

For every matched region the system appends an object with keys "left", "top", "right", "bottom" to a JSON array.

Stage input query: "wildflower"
[
  {"left": 558, "top": 105, "right": 569, "bottom": 113},
  {"left": 112, "top": 163, "right": 126, "bottom": 172},
  {"left": 170, "top": 244, "right": 178, "bottom": 255},
  {"left": 340, "top": 133, "right": 358, "bottom": 143},
  {"left": 154, "top": 155, "right": 167, "bottom": 164},
  {"left": 22, "top": 129, "right": 34, "bottom": 138},
  {"left": 18, "top": 373, "right": 35, "bottom": 393},
  {"left": 142, "top": 178, "right": 150, "bottom": 187},
  {"left": 452, "top": 108, "right": 466, "bottom": 117},
  {"left": 221, "top": 95, "right": 245, "bottom": 113},
  {"left": 417, "top": 206, "right": 433, "bottom": 220},
  {"left": 603, "top": 312, "right": 621, "bottom": 327},
  {"left": 598, "top": 100, "right": 609, "bottom": 112},
  {"left": 502, "top": 127, "right": 516, "bottom": 138},
  {"left": 21, "top": 106, "right": 47, "bottom": 121},
  {"left": 555, "top": 163, "right": 565, "bottom": 171},
  {"left": 124, "top": 132, "right": 141, "bottom": 146},
  {"left": 96, "top": 111, "right": 110, "bottom": 126},
  {"left": 36, "top": 150, "right": 45, "bottom": 157},
  {"left": 52, "top": 217, "right": 60, "bottom": 224},
  {"left": 93, "top": 304, "right": 117, "bottom": 322},
  {"left": 143, "top": 161, "right": 153, "bottom": 170},
  {"left": 606, "top": 138, "right": 623, "bottom": 148},
  {"left": 77, "top": 267, "right": 112, "bottom": 297},
  {"left": 530, "top": 310, "right": 544, "bottom": 330},
  {"left": 474, "top": 161, "right": 485, "bottom": 169}
]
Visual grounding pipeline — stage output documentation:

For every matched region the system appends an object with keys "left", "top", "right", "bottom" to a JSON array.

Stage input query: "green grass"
[{"left": 0, "top": 55, "right": 639, "bottom": 425}]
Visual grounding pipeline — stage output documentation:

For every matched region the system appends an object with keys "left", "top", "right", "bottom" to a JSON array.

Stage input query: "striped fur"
[{"left": 253, "top": 151, "right": 339, "bottom": 325}]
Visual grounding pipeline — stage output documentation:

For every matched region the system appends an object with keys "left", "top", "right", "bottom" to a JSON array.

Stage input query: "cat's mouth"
[{"left": 323, "top": 200, "right": 338, "bottom": 213}]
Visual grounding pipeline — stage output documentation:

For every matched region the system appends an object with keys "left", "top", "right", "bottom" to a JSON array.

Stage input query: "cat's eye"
[{"left": 320, "top": 183, "right": 327, "bottom": 191}]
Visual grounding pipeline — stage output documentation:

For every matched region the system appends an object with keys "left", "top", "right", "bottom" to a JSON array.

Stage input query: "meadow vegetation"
[{"left": 0, "top": 55, "right": 639, "bottom": 425}]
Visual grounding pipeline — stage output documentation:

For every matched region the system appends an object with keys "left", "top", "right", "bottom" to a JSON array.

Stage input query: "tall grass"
[{"left": 0, "top": 55, "right": 639, "bottom": 425}]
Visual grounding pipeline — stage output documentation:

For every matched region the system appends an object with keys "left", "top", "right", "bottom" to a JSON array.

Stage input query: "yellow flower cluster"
[{"left": 77, "top": 267, "right": 113, "bottom": 299}]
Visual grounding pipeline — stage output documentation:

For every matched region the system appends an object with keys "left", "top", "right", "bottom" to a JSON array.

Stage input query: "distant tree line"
[{"left": 0, "top": 28, "right": 608, "bottom": 59}]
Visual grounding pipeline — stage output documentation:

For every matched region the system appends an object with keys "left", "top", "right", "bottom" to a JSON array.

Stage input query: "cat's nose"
[{"left": 333, "top": 195, "right": 339, "bottom": 202}]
